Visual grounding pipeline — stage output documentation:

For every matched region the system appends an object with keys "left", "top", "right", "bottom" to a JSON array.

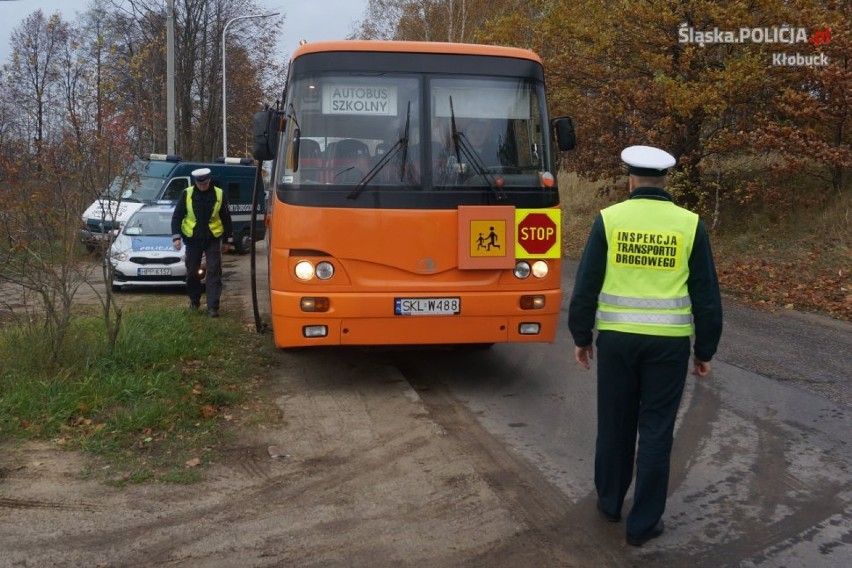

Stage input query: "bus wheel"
[{"left": 235, "top": 229, "right": 252, "bottom": 254}]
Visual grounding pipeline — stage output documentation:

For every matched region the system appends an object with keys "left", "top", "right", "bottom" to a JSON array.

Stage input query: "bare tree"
[
  {"left": 351, "top": 0, "right": 406, "bottom": 40},
  {"left": 0, "top": 161, "right": 95, "bottom": 362},
  {"left": 106, "top": 0, "right": 283, "bottom": 160},
  {"left": 352, "top": 0, "right": 518, "bottom": 43},
  {"left": 5, "top": 11, "right": 69, "bottom": 161}
]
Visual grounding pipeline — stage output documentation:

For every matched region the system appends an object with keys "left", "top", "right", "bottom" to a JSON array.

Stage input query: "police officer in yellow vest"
[
  {"left": 568, "top": 145, "right": 723, "bottom": 547},
  {"left": 171, "top": 168, "right": 233, "bottom": 317}
]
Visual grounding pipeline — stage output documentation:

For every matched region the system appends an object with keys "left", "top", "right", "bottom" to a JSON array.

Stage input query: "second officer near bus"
[
  {"left": 171, "top": 167, "right": 234, "bottom": 317},
  {"left": 567, "top": 145, "right": 723, "bottom": 547}
]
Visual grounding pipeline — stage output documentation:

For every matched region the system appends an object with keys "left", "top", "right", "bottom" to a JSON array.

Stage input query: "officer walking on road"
[
  {"left": 171, "top": 167, "right": 234, "bottom": 317},
  {"left": 568, "top": 145, "right": 723, "bottom": 546}
]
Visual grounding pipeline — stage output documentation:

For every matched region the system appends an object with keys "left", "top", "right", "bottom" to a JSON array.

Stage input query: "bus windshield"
[
  {"left": 431, "top": 77, "right": 546, "bottom": 188},
  {"left": 277, "top": 73, "right": 548, "bottom": 193}
]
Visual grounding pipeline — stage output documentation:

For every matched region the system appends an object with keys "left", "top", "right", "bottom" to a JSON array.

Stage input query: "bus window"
[
  {"left": 278, "top": 75, "right": 421, "bottom": 188},
  {"left": 431, "top": 77, "right": 546, "bottom": 187}
]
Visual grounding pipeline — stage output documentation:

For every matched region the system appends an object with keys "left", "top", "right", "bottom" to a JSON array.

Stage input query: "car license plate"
[
  {"left": 394, "top": 297, "right": 460, "bottom": 316},
  {"left": 138, "top": 268, "right": 171, "bottom": 276}
]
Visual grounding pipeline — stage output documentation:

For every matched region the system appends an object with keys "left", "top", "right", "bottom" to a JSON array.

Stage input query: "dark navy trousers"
[
  {"left": 594, "top": 330, "right": 690, "bottom": 537},
  {"left": 185, "top": 238, "right": 223, "bottom": 310}
]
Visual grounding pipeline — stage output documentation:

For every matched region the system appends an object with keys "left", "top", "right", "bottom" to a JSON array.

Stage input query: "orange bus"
[{"left": 251, "top": 41, "right": 575, "bottom": 348}]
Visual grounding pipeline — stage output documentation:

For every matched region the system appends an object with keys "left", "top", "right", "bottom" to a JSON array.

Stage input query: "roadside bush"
[{"left": 0, "top": 305, "right": 273, "bottom": 483}]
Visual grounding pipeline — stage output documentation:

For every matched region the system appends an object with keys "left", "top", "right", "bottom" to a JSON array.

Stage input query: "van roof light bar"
[
  {"left": 146, "top": 153, "right": 182, "bottom": 162},
  {"left": 216, "top": 156, "right": 255, "bottom": 165}
]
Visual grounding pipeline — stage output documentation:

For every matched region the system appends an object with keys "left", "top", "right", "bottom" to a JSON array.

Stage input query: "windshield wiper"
[
  {"left": 449, "top": 97, "right": 506, "bottom": 201},
  {"left": 348, "top": 101, "right": 411, "bottom": 200},
  {"left": 285, "top": 103, "right": 305, "bottom": 173}
]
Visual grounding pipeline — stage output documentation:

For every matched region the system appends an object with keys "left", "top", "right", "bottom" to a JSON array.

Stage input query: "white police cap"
[
  {"left": 191, "top": 167, "right": 212, "bottom": 178},
  {"left": 621, "top": 145, "right": 676, "bottom": 177}
]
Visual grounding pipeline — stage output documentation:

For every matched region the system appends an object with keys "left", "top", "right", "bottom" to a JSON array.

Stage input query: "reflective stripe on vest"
[
  {"left": 181, "top": 186, "right": 224, "bottom": 238},
  {"left": 596, "top": 310, "right": 694, "bottom": 325},
  {"left": 598, "top": 292, "right": 692, "bottom": 309},
  {"left": 597, "top": 197, "right": 699, "bottom": 337}
]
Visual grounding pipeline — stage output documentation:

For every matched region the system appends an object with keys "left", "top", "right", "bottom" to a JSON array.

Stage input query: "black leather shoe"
[
  {"left": 597, "top": 499, "right": 621, "bottom": 522},
  {"left": 207, "top": 309, "right": 219, "bottom": 318},
  {"left": 626, "top": 520, "right": 664, "bottom": 547}
]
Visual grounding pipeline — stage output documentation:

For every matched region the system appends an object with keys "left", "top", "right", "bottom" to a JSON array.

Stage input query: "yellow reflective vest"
[
  {"left": 597, "top": 198, "right": 699, "bottom": 336},
  {"left": 181, "top": 186, "right": 224, "bottom": 238}
]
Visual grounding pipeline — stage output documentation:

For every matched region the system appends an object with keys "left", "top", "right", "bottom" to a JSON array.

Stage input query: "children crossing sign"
[
  {"left": 470, "top": 221, "right": 506, "bottom": 257},
  {"left": 457, "top": 206, "right": 515, "bottom": 269}
]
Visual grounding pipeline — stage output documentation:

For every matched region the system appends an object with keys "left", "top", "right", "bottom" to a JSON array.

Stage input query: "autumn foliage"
[
  {"left": 472, "top": 0, "right": 850, "bottom": 318},
  {"left": 0, "top": 0, "right": 849, "bottom": 321}
]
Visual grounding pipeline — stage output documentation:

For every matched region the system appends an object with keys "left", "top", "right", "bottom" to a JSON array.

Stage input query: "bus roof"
[{"left": 291, "top": 40, "right": 542, "bottom": 65}]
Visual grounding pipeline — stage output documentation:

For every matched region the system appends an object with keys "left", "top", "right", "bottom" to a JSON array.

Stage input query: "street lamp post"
[
  {"left": 222, "top": 12, "right": 278, "bottom": 158},
  {"left": 166, "top": 0, "right": 176, "bottom": 154}
]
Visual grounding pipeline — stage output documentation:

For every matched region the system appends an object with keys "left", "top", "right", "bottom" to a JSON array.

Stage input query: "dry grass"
[
  {"left": 559, "top": 172, "right": 851, "bottom": 321},
  {"left": 712, "top": 189, "right": 850, "bottom": 320},
  {"left": 559, "top": 171, "right": 620, "bottom": 258}
]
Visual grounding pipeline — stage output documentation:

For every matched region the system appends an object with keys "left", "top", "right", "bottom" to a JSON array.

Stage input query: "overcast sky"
[{"left": 0, "top": 0, "right": 368, "bottom": 64}]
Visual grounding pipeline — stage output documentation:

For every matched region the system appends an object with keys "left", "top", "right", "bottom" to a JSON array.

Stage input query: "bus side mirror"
[
  {"left": 553, "top": 117, "right": 576, "bottom": 151},
  {"left": 252, "top": 109, "right": 281, "bottom": 161}
]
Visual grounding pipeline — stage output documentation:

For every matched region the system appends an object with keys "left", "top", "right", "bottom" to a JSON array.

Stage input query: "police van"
[{"left": 80, "top": 154, "right": 266, "bottom": 253}]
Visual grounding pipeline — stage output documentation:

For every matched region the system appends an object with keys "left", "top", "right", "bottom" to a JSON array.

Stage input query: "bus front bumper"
[{"left": 269, "top": 289, "right": 561, "bottom": 348}]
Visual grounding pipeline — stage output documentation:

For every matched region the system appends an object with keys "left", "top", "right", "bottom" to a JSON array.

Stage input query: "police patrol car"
[
  {"left": 82, "top": 154, "right": 265, "bottom": 253},
  {"left": 108, "top": 203, "right": 205, "bottom": 291}
]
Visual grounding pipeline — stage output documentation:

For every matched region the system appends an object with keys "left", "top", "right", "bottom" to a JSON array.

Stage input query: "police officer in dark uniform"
[
  {"left": 568, "top": 145, "right": 723, "bottom": 546},
  {"left": 171, "top": 167, "right": 234, "bottom": 317}
]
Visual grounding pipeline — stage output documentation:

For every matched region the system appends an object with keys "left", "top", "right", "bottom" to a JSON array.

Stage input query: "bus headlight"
[
  {"left": 513, "top": 261, "right": 531, "bottom": 279},
  {"left": 532, "top": 261, "right": 549, "bottom": 278},
  {"left": 315, "top": 261, "right": 334, "bottom": 280},
  {"left": 295, "top": 261, "right": 314, "bottom": 280}
]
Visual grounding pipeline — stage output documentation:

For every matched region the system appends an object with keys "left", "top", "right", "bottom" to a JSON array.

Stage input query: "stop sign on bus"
[{"left": 515, "top": 210, "right": 561, "bottom": 257}]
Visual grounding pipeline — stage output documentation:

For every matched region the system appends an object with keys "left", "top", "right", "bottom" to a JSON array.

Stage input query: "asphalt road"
[
  {"left": 237, "top": 245, "right": 851, "bottom": 565},
  {"left": 385, "top": 262, "right": 852, "bottom": 566}
]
